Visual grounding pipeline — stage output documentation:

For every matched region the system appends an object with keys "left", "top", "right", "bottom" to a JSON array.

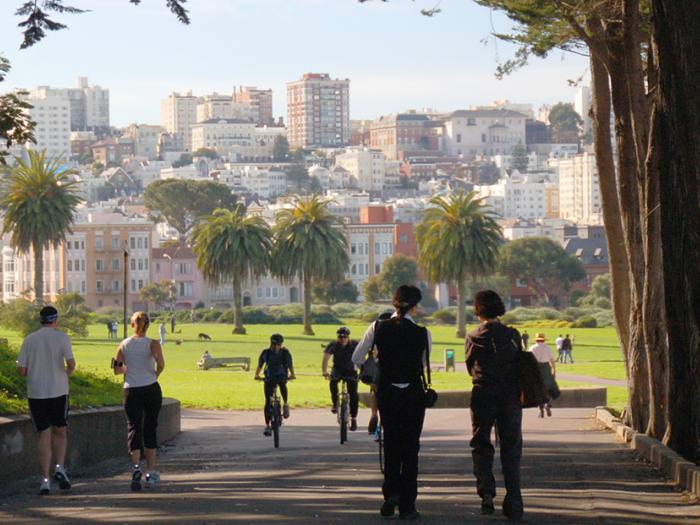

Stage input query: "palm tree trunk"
[
  {"left": 33, "top": 242, "right": 44, "bottom": 306},
  {"left": 303, "top": 270, "right": 314, "bottom": 336},
  {"left": 456, "top": 280, "right": 466, "bottom": 339},
  {"left": 232, "top": 277, "right": 246, "bottom": 334}
]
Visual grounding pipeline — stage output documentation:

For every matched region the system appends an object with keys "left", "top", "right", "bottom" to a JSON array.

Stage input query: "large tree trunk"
[
  {"left": 622, "top": 0, "right": 669, "bottom": 440},
  {"left": 651, "top": 0, "right": 700, "bottom": 462},
  {"left": 33, "top": 242, "right": 44, "bottom": 306},
  {"left": 587, "top": 41, "right": 631, "bottom": 356},
  {"left": 232, "top": 277, "right": 246, "bottom": 334},
  {"left": 606, "top": 39, "right": 649, "bottom": 432},
  {"left": 456, "top": 279, "right": 466, "bottom": 339},
  {"left": 303, "top": 270, "right": 314, "bottom": 336}
]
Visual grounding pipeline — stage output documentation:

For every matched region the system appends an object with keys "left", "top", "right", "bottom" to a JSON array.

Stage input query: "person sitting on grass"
[{"left": 254, "top": 333, "right": 296, "bottom": 436}]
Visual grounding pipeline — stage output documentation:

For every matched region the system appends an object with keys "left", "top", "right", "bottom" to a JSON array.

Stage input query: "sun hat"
[{"left": 535, "top": 333, "right": 546, "bottom": 342}]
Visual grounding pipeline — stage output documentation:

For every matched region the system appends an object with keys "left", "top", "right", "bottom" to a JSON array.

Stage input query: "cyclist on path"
[
  {"left": 254, "top": 333, "right": 296, "bottom": 436},
  {"left": 322, "top": 326, "right": 359, "bottom": 432}
]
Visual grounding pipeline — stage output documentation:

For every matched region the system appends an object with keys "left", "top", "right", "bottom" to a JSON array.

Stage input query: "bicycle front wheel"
[
  {"left": 340, "top": 401, "right": 348, "bottom": 444},
  {"left": 273, "top": 403, "right": 281, "bottom": 448}
]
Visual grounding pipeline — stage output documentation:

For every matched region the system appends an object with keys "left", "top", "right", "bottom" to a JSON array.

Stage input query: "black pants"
[
  {"left": 329, "top": 374, "right": 359, "bottom": 418},
  {"left": 470, "top": 390, "right": 523, "bottom": 510},
  {"left": 124, "top": 382, "right": 163, "bottom": 454},
  {"left": 264, "top": 380, "right": 288, "bottom": 425},
  {"left": 378, "top": 383, "right": 426, "bottom": 513}
]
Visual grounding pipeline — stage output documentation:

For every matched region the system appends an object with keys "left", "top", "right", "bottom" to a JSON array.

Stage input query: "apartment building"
[
  {"left": 474, "top": 172, "right": 551, "bottom": 219},
  {"left": 1, "top": 238, "right": 64, "bottom": 304},
  {"left": 91, "top": 137, "right": 134, "bottom": 165},
  {"left": 190, "top": 119, "right": 286, "bottom": 161},
  {"left": 369, "top": 113, "right": 440, "bottom": 160},
  {"left": 24, "top": 87, "right": 71, "bottom": 160},
  {"left": 442, "top": 109, "right": 527, "bottom": 157},
  {"left": 287, "top": 73, "right": 350, "bottom": 148},
  {"left": 150, "top": 245, "right": 204, "bottom": 310},
  {"left": 554, "top": 152, "right": 603, "bottom": 225},
  {"left": 335, "top": 148, "right": 385, "bottom": 192},
  {"left": 161, "top": 92, "right": 198, "bottom": 151},
  {"left": 124, "top": 124, "right": 165, "bottom": 160},
  {"left": 65, "top": 213, "right": 154, "bottom": 311},
  {"left": 233, "top": 86, "right": 274, "bottom": 125}
]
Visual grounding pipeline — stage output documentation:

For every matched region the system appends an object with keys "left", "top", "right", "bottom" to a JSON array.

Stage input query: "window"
[
  {"left": 375, "top": 242, "right": 380, "bottom": 255},
  {"left": 138, "top": 259, "right": 144, "bottom": 270},
  {"left": 351, "top": 264, "right": 356, "bottom": 275},
  {"left": 111, "top": 238, "right": 120, "bottom": 250},
  {"left": 66, "top": 241, "right": 71, "bottom": 250},
  {"left": 177, "top": 263, "right": 192, "bottom": 275},
  {"left": 137, "top": 238, "right": 143, "bottom": 249},
  {"left": 96, "top": 259, "right": 104, "bottom": 272},
  {"left": 138, "top": 279, "right": 144, "bottom": 290},
  {"left": 112, "top": 280, "right": 120, "bottom": 293},
  {"left": 467, "top": 118, "right": 476, "bottom": 126},
  {"left": 272, "top": 288, "right": 278, "bottom": 298},
  {"left": 130, "top": 237, "right": 135, "bottom": 249},
  {"left": 81, "top": 241, "right": 85, "bottom": 250},
  {"left": 178, "top": 282, "right": 193, "bottom": 297},
  {"left": 95, "top": 237, "right": 103, "bottom": 250},
  {"left": 257, "top": 287, "right": 263, "bottom": 298},
  {"left": 365, "top": 264, "right": 369, "bottom": 275},
  {"left": 144, "top": 237, "right": 149, "bottom": 249},
  {"left": 481, "top": 134, "right": 487, "bottom": 143},
  {"left": 266, "top": 288, "right": 271, "bottom": 298},
  {"left": 350, "top": 243, "right": 356, "bottom": 255},
  {"left": 96, "top": 280, "right": 104, "bottom": 293},
  {"left": 81, "top": 281, "right": 86, "bottom": 293},
  {"left": 131, "top": 280, "right": 136, "bottom": 292},
  {"left": 156, "top": 262, "right": 160, "bottom": 272},
  {"left": 67, "top": 260, "right": 73, "bottom": 272},
  {"left": 364, "top": 243, "right": 369, "bottom": 255},
  {"left": 131, "top": 259, "right": 136, "bottom": 270},
  {"left": 111, "top": 259, "right": 120, "bottom": 271},
  {"left": 81, "top": 259, "right": 85, "bottom": 271},
  {"left": 375, "top": 264, "right": 381, "bottom": 274},
  {"left": 456, "top": 133, "right": 462, "bottom": 143}
]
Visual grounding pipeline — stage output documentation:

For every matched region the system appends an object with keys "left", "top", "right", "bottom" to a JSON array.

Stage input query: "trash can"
[{"left": 444, "top": 348, "right": 455, "bottom": 372}]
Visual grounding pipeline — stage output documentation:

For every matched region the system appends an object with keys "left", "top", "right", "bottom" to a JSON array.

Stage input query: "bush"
[
  {"left": 570, "top": 290, "right": 587, "bottom": 306},
  {"left": 269, "top": 304, "right": 304, "bottom": 323},
  {"left": 241, "top": 307, "right": 273, "bottom": 324},
  {"left": 594, "top": 297, "right": 612, "bottom": 310},
  {"left": 572, "top": 315, "right": 598, "bottom": 328},
  {"left": 592, "top": 310, "right": 614, "bottom": 327},
  {"left": 431, "top": 307, "right": 457, "bottom": 325},
  {"left": 219, "top": 309, "right": 234, "bottom": 324},
  {"left": 332, "top": 302, "right": 388, "bottom": 320},
  {"left": 200, "top": 309, "right": 222, "bottom": 322}
]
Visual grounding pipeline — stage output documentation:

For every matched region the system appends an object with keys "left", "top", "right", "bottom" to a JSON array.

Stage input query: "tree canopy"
[
  {"left": 140, "top": 280, "right": 177, "bottom": 311},
  {"left": 313, "top": 279, "right": 359, "bottom": 305},
  {"left": 548, "top": 102, "right": 583, "bottom": 143},
  {"left": 144, "top": 179, "right": 237, "bottom": 238}
]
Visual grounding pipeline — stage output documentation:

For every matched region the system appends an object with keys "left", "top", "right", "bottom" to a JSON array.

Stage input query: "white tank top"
[{"left": 122, "top": 336, "right": 157, "bottom": 388}]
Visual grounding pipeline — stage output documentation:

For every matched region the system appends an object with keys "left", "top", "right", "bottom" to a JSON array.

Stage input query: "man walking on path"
[
  {"left": 16, "top": 306, "right": 76, "bottom": 495},
  {"left": 562, "top": 335, "right": 574, "bottom": 364},
  {"left": 555, "top": 334, "right": 564, "bottom": 363}
]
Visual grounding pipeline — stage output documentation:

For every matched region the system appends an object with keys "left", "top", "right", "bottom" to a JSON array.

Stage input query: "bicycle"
[
  {"left": 374, "top": 418, "right": 384, "bottom": 474},
  {"left": 256, "top": 377, "right": 283, "bottom": 448},
  {"left": 326, "top": 374, "right": 351, "bottom": 444}
]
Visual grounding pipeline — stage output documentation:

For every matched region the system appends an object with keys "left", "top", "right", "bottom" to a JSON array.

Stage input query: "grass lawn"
[{"left": 1, "top": 322, "right": 628, "bottom": 414}]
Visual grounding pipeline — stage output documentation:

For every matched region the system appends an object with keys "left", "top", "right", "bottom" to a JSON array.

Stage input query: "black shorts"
[{"left": 28, "top": 395, "right": 69, "bottom": 432}]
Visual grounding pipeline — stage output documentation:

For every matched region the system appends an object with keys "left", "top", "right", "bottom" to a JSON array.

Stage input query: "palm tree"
[
  {"left": 416, "top": 190, "right": 503, "bottom": 338},
  {"left": 0, "top": 150, "right": 82, "bottom": 305},
  {"left": 191, "top": 204, "right": 272, "bottom": 334},
  {"left": 271, "top": 195, "right": 349, "bottom": 335}
]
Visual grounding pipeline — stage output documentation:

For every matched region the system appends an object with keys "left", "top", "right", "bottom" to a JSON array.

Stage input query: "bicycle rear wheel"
[
  {"left": 272, "top": 401, "right": 281, "bottom": 448},
  {"left": 377, "top": 424, "right": 384, "bottom": 473}
]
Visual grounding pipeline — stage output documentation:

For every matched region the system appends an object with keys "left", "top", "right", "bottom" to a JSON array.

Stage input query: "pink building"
[{"left": 151, "top": 245, "right": 205, "bottom": 310}]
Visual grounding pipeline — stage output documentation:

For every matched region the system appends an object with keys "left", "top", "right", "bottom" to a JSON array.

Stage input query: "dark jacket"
[
  {"left": 374, "top": 316, "right": 427, "bottom": 388},
  {"left": 465, "top": 321, "right": 521, "bottom": 403}
]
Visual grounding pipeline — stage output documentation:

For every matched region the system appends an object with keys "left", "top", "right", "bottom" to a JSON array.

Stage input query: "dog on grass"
[{"left": 198, "top": 333, "right": 211, "bottom": 342}]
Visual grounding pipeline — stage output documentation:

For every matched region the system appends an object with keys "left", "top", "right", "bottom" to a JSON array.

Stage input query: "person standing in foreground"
[
  {"left": 113, "top": 312, "right": 165, "bottom": 491},
  {"left": 465, "top": 290, "right": 524, "bottom": 521},
  {"left": 528, "top": 333, "right": 556, "bottom": 418},
  {"left": 322, "top": 326, "right": 359, "bottom": 431},
  {"left": 254, "top": 333, "right": 296, "bottom": 436},
  {"left": 17, "top": 306, "right": 76, "bottom": 495},
  {"left": 352, "top": 285, "right": 431, "bottom": 520}
]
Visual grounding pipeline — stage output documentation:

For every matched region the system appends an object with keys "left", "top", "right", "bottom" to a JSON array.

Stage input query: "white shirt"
[
  {"left": 530, "top": 342, "right": 555, "bottom": 363},
  {"left": 352, "top": 313, "right": 432, "bottom": 388},
  {"left": 555, "top": 337, "right": 564, "bottom": 350},
  {"left": 17, "top": 327, "right": 74, "bottom": 399},
  {"left": 121, "top": 336, "right": 157, "bottom": 388}
]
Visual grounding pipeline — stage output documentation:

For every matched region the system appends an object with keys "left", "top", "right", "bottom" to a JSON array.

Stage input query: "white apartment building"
[
  {"left": 389, "top": 197, "right": 430, "bottom": 224},
  {"left": 443, "top": 109, "right": 527, "bottom": 157},
  {"left": 218, "top": 165, "right": 286, "bottom": 198},
  {"left": 287, "top": 73, "right": 350, "bottom": 148},
  {"left": 78, "top": 77, "right": 110, "bottom": 129},
  {"left": 1, "top": 236, "right": 64, "bottom": 303},
  {"left": 499, "top": 217, "right": 571, "bottom": 241},
  {"left": 24, "top": 87, "right": 71, "bottom": 160},
  {"left": 554, "top": 152, "right": 603, "bottom": 225},
  {"left": 308, "top": 165, "right": 331, "bottom": 191},
  {"left": 160, "top": 165, "right": 200, "bottom": 180},
  {"left": 474, "top": 171, "right": 549, "bottom": 219},
  {"left": 574, "top": 86, "right": 593, "bottom": 138},
  {"left": 326, "top": 191, "right": 371, "bottom": 223},
  {"left": 124, "top": 124, "right": 164, "bottom": 160},
  {"left": 207, "top": 274, "right": 303, "bottom": 308},
  {"left": 161, "top": 92, "right": 198, "bottom": 151},
  {"left": 196, "top": 94, "right": 253, "bottom": 123},
  {"left": 191, "top": 119, "right": 285, "bottom": 160},
  {"left": 345, "top": 224, "right": 395, "bottom": 298},
  {"left": 335, "top": 148, "right": 385, "bottom": 192}
]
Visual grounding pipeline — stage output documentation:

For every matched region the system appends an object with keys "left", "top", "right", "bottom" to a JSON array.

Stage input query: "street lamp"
[
  {"left": 122, "top": 241, "right": 129, "bottom": 340},
  {"left": 163, "top": 253, "right": 175, "bottom": 319}
]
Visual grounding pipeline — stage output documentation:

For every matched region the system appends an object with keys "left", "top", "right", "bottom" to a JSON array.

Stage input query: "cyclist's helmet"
[
  {"left": 336, "top": 326, "right": 351, "bottom": 337},
  {"left": 270, "top": 333, "right": 284, "bottom": 344}
]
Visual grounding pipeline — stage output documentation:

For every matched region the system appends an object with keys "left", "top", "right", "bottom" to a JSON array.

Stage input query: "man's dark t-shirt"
[
  {"left": 324, "top": 341, "right": 358, "bottom": 376},
  {"left": 258, "top": 347, "right": 293, "bottom": 381}
]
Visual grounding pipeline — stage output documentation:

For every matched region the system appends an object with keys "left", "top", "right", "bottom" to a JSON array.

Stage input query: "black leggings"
[
  {"left": 264, "top": 380, "right": 288, "bottom": 425},
  {"left": 329, "top": 375, "right": 359, "bottom": 418},
  {"left": 124, "top": 382, "right": 163, "bottom": 453}
]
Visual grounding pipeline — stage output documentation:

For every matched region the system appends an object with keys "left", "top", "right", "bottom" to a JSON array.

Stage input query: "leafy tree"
[
  {"left": 144, "top": 179, "right": 237, "bottom": 238},
  {"left": 363, "top": 276, "right": 383, "bottom": 303},
  {"left": 548, "top": 102, "right": 583, "bottom": 143},
  {"left": 171, "top": 153, "right": 192, "bottom": 168},
  {"left": 498, "top": 237, "right": 586, "bottom": 305},
  {"left": 313, "top": 279, "right": 358, "bottom": 305},
  {"left": 0, "top": 150, "right": 82, "bottom": 305},
  {"left": 193, "top": 147, "right": 218, "bottom": 160},
  {"left": 271, "top": 195, "right": 349, "bottom": 335},
  {"left": 286, "top": 163, "right": 309, "bottom": 193},
  {"left": 416, "top": 190, "right": 503, "bottom": 337},
  {"left": 272, "top": 135, "right": 290, "bottom": 162},
  {"left": 577, "top": 273, "right": 611, "bottom": 307},
  {"left": 139, "top": 280, "right": 177, "bottom": 311},
  {"left": 53, "top": 292, "right": 90, "bottom": 337},
  {"left": 0, "top": 56, "right": 34, "bottom": 166},
  {"left": 0, "top": 292, "right": 88, "bottom": 337},
  {"left": 510, "top": 143, "right": 529, "bottom": 172},
  {"left": 377, "top": 254, "right": 418, "bottom": 295},
  {"left": 191, "top": 205, "right": 272, "bottom": 334}
]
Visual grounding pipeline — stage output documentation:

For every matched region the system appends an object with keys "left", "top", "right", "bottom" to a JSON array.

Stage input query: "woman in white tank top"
[{"left": 113, "top": 312, "right": 165, "bottom": 491}]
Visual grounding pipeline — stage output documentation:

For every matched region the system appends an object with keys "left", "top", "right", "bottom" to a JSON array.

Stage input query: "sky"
[{"left": 0, "top": 0, "right": 590, "bottom": 127}]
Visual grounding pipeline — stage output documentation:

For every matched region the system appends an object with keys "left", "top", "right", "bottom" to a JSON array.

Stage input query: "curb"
[{"left": 595, "top": 407, "right": 700, "bottom": 500}]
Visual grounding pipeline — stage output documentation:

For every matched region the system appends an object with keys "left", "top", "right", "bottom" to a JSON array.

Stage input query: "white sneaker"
[
  {"left": 144, "top": 471, "right": 160, "bottom": 488},
  {"left": 53, "top": 465, "right": 71, "bottom": 490},
  {"left": 39, "top": 478, "right": 50, "bottom": 495}
]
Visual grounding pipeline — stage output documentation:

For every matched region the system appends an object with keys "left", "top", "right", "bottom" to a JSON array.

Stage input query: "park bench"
[{"left": 197, "top": 355, "right": 251, "bottom": 371}]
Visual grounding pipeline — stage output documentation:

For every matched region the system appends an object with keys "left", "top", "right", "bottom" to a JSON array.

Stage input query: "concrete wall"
[
  {"left": 1, "top": 398, "right": 180, "bottom": 484},
  {"left": 359, "top": 387, "right": 606, "bottom": 409}
]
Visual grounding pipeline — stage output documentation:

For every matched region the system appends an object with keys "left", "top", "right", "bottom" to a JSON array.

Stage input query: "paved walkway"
[{"left": 1, "top": 408, "right": 698, "bottom": 524}]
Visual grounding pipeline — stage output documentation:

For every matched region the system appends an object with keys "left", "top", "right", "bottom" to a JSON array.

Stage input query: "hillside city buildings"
[{"left": 0, "top": 71, "right": 608, "bottom": 309}]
